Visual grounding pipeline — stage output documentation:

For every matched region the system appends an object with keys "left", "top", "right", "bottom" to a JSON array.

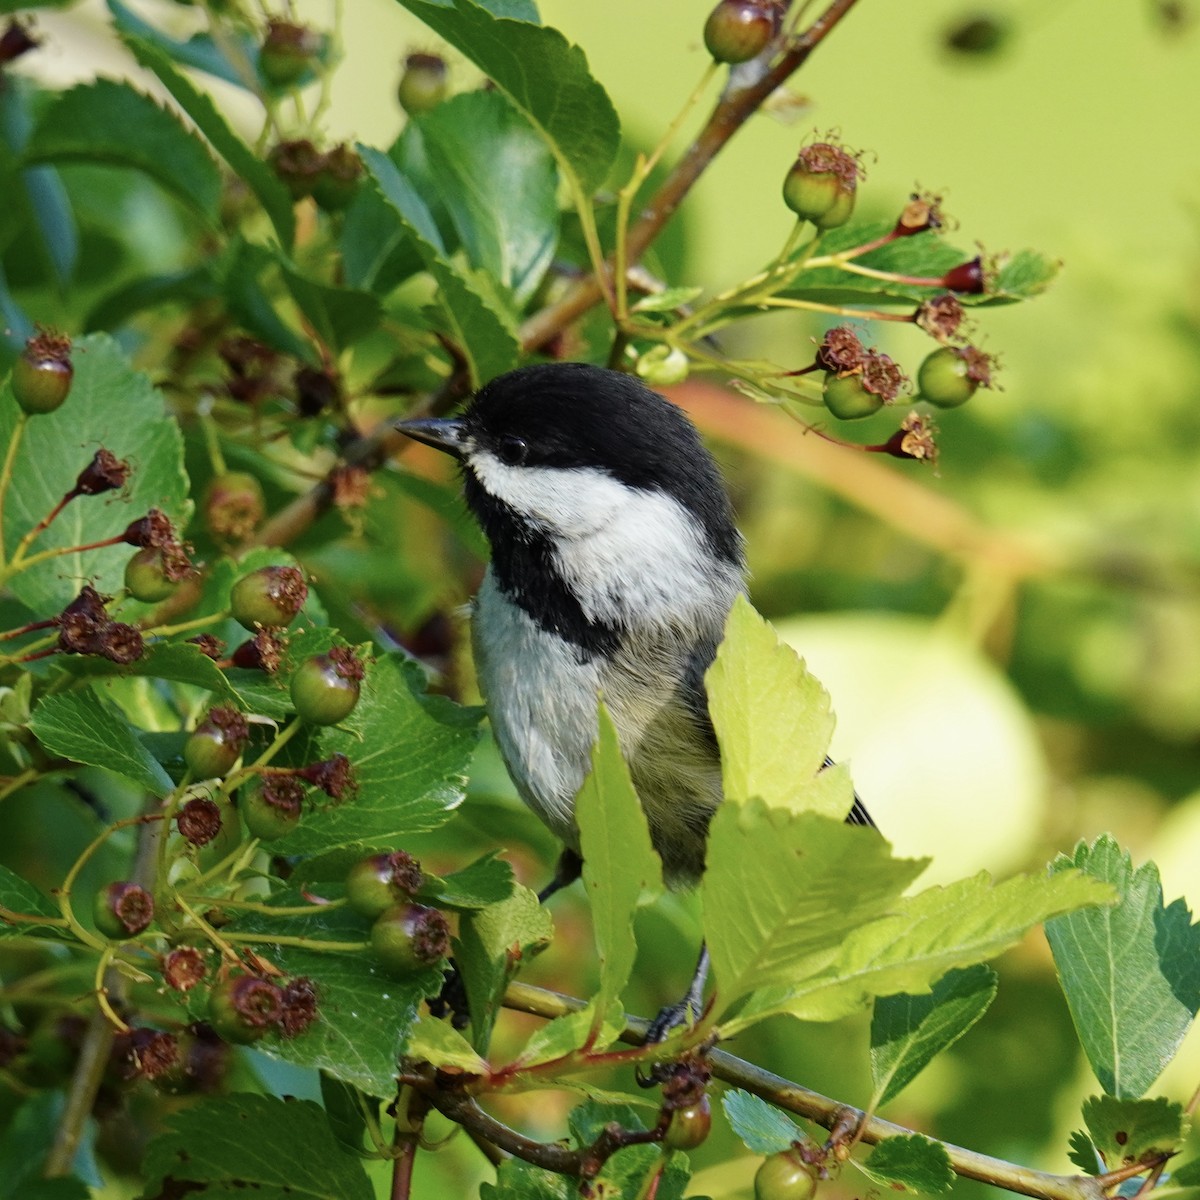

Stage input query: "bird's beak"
[{"left": 393, "top": 417, "right": 472, "bottom": 459}]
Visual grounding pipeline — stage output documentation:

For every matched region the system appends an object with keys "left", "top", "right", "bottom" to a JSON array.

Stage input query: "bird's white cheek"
[{"left": 467, "top": 454, "right": 622, "bottom": 535}]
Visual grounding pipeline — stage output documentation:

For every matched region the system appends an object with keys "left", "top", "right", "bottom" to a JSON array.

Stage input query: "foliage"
[{"left": 0, "top": 1, "right": 1196, "bottom": 1198}]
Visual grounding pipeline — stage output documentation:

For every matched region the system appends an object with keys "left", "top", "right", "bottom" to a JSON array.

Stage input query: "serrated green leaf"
[
  {"left": 1082, "top": 1095, "right": 1188, "bottom": 1166},
  {"left": 703, "top": 804, "right": 927, "bottom": 1022},
  {"left": 360, "top": 145, "right": 519, "bottom": 385},
  {"left": 394, "top": 0, "right": 619, "bottom": 194},
  {"left": 1046, "top": 836, "right": 1200, "bottom": 1099},
  {"left": 0, "top": 865, "right": 64, "bottom": 939},
  {"left": 511, "top": 1002, "right": 620, "bottom": 1068},
  {"left": 219, "top": 237, "right": 318, "bottom": 362},
  {"left": 482, "top": 1158, "right": 574, "bottom": 1200},
  {"left": 422, "top": 852, "right": 514, "bottom": 910},
  {"left": 1069, "top": 1130, "right": 1103, "bottom": 1174},
  {"left": 120, "top": 34, "right": 296, "bottom": 247},
  {"left": 273, "top": 654, "right": 480, "bottom": 855},
  {"left": 707, "top": 596, "right": 847, "bottom": 817},
  {"left": 855, "top": 1134, "right": 955, "bottom": 1194},
  {"left": 227, "top": 891, "right": 434, "bottom": 1097},
  {"left": 870, "top": 965, "right": 998, "bottom": 1107},
  {"left": 721, "top": 1089, "right": 803, "bottom": 1155},
  {"left": 417, "top": 90, "right": 558, "bottom": 305},
  {"left": 0, "top": 334, "right": 191, "bottom": 614},
  {"left": 577, "top": 704, "right": 663, "bottom": 1036},
  {"left": 408, "top": 1014, "right": 490, "bottom": 1072},
  {"left": 278, "top": 260, "right": 383, "bottom": 352},
  {"left": 51, "top": 642, "right": 242, "bottom": 705},
  {"left": 24, "top": 79, "right": 220, "bottom": 223},
  {"left": 142, "top": 1094, "right": 373, "bottom": 1198},
  {"left": 457, "top": 884, "right": 552, "bottom": 1050},
  {"left": 730, "top": 868, "right": 1114, "bottom": 1031},
  {"left": 30, "top": 689, "right": 172, "bottom": 794}
]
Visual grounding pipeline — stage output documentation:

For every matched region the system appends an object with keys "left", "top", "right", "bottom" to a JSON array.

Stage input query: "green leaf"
[
  {"left": 275, "top": 653, "right": 481, "bottom": 855},
  {"left": 277, "top": 259, "right": 383, "bottom": 351},
  {"left": 227, "top": 892, "right": 435, "bottom": 1097},
  {"left": 1046, "top": 837, "right": 1200, "bottom": 1099},
  {"left": 855, "top": 1134, "right": 955, "bottom": 1194},
  {"left": 456, "top": 883, "right": 552, "bottom": 1049},
  {"left": 721, "top": 1089, "right": 804, "bottom": 1155},
  {"left": 120, "top": 34, "right": 296, "bottom": 247},
  {"left": 631, "top": 286, "right": 704, "bottom": 313},
  {"left": 1081, "top": 1095, "right": 1188, "bottom": 1165},
  {"left": 702, "top": 804, "right": 927, "bottom": 1021},
  {"left": 482, "top": 1159, "right": 574, "bottom": 1200},
  {"left": 320, "top": 1075, "right": 370, "bottom": 1155},
  {"left": 577, "top": 704, "right": 663, "bottom": 1035},
  {"left": 394, "top": 0, "right": 619, "bottom": 193},
  {"left": 219, "top": 237, "right": 318, "bottom": 362},
  {"left": 0, "top": 1094, "right": 89, "bottom": 1200},
  {"left": 30, "top": 689, "right": 173, "bottom": 794},
  {"left": 360, "top": 145, "right": 519, "bottom": 385},
  {"left": 422, "top": 852, "right": 515, "bottom": 910},
  {"left": 408, "top": 1014, "right": 489, "bottom": 1072},
  {"left": 0, "top": 334, "right": 191, "bottom": 614},
  {"left": 51, "top": 641, "right": 242, "bottom": 706},
  {"left": 731, "top": 868, "right": 1114, "bottom": 1031},
  {"left": 418, "top": 90, "right": 559, "bottom": 304},
  {"left": 707, "top": 595, "right": 848, "bottom": 817},
  {"left": 1068, "top": 1129, "right": 1103, "bottom": 1174},
  {"left": 142, "top": 1094, "right": 373, "bottom": 1199},
  {"left": 0, "top": 864, "right": 64, "bottom": 939},
  {"left": 870, "top": 965, "right": 998, "bottom": 1107},
  {"left": 85, "top": 265, "right": 220, "bottom": 333},
  {"left": 24, "top": 79, "right": 220, "bottom": 223}
]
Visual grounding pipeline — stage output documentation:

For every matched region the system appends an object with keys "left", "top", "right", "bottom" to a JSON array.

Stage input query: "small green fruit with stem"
[
  {"left": 230, "top": 565, "right": 308, "bottom": 631},
  {"left": 290, "top": 646, "right": 364, "bottom": 725},
  {"left": 11, "top": 331, "right": 73, "bottom": 414},
  {"left": 703, "top": 0, "right": 782, "bottom": 64},
  {"left": 755, "top": 1150, "right": 819, "bottom": 1200},
  {"left": 346, "top": 851, "right": 425, "bottom": 920},
  {"left": 370, "top": 903, "right": 450, "bottom": 976}
]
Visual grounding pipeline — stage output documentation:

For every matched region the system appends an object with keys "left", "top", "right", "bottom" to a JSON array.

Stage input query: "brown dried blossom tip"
[
  {"left": 0, "top": 18, "right": 40, "bottom": 65},
  {"left": 893, "top": 192, "right": 944, "bottom": 238},
  {"left": 98, "top": 621, "right": 145, "bottom": 665},
  {"left": 297, "top": 752, "right": 356, "bottom": 801},
  {"left": 278, "top": 977, "right": 319, "bottom": 1039},
  {"left": 112, "top": 1027, "right": 179, "bottom": 1083},
  {"left": 860, "top": 351, "right": 908, "bottom": 403},
  {"left": 294, "top": 365, "right": 339, "bottom": 417},
  {"left": 231, "top": 628, "right": 286, "bottom": 674},
  {"left": 95, "top": 881, "right": 154, "bottom": 938},
  {"left": 162, "top": 946, "right": 208, "bottom": 993},
  {"left": 815, "top": 325, "right": 867, "bottom": 375},
  {"left": 73, "top": 448, "right": 130, "bottom": 496},
  {"left": 268, "top": 137, "right": 326, "bottom": 201},
  {"left": 330, "top": 464, "right": 371, "bottom": 509},
  {"left": 187, "top": 634, "right": 226, "bottom": 661},
  {"left": 177, "top": 797, "right": 223, "bottom": 847},
  {"left": 56, "top": 585, "right": 109, "bottom": 654},
  {"left": 783, "top": 139, "right": 864, "bottom": 229},
  {"left": 121, "top": 508, "right": 175, "bottom": 549},
  {"left": 914, "top": 293, "right": 965, "bottom": 343},
  {"left": 880, "top": 413, "right": 939, "bottom": 464}
]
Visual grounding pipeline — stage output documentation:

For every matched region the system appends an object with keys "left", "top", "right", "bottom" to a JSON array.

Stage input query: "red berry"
[
  {"left": 11, "top": 331, "right": 72, "bottom": 414},
  {"left": 184, "top": 707, "right": 249, "bottom": 779},
  {"left": 755, "top": 1150, "right": 819, "bottom": 1200},
  {"left": 663, "top": 1096, "right": 712, "bottom": 1150},
  {"left": 94, "top": 882, "right": 154, "bottom": 939},
  {"left": 370, "top": 903, "right": 450, "bottom": 975},
  {"left": 345, "top": 851, "right": 425, "bottom": 920},
  {"left": 241, "top": 775, "right": 305, "bottom": 841},
  {"left": 230, "top": 565, "right": 308, "bottom": 631},
  {"left": 290, "top": 647, "right": 364, "bottom": 725},
  {"left": 703, "top": 0, "right": 782, "bottom": 64}
]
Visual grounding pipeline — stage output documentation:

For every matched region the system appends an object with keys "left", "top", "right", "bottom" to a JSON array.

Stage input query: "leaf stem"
[
  {"left": 219, "top": 929, "right": 369, "bottom": 953},
  {"left": 0, "top": 409, "right": 27, "bottom": 571}
]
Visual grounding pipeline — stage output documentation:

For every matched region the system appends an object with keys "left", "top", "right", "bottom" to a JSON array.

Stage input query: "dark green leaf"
[
  {"left": 360, "top": 144, "right": 519, "bottom": 384},
  {"left": 24, "top": 79, "right": 221, "bottom": 222},
  {"left": 0, "top": 864, "right": 65, "bottom": 939},
  {"left": 394, "top": 0, "right": 619, "bottom": 193},
  {"left": 29, "top": 689, "right": 173, "bottom": 794},
  {"left": 0, "top": 333, "right": 192, "bottom": 615},
  {"left": 276, "top": 653, "right": 481, "bottom": 855},
  {"left": 319, "top": 1075, "right": 371, "bottom": 1155},
  {"left": 1069, "top": 1130, "right": 1102, "bottom": 1174},
  {"left": 1046, "top": 836, "right": 1200, "bottom": 1098},
  {"left": 121, "top": 34, "right": 296, "bottom": 247},
  {"left": 870, "top": 965, "right": 998, "bottom": 1107},
  {"left": 856, "top": 1134, "right": 955, "bottom": 1194},
  {"left": 0, "top": 1094, "right": 89, "bottom": 1200},
  {"left": 418, "top": 90, "right": 558, "bottom": 304},
  {"left": 1081, "top": 1095, "right": 1187, "bottom": 1166},
  {"left": 721, "top": 1089, "right": 803, "bottom": 1155},
  {"left": 52, "top": 642, "right": 242, "bottom": 706},
  {"left": 142, "top": 1094, "right": 374, "bottom": 1198},
  {"left": 339, "top": 183, "right": 421, "bottom": 293},
  {"left": 219, "top": 237, "right": 318, "bottom": 362},
  {"left": 85, "top": 266, "right": 219, "bottom": 333},
  {"left": 482, "top": 1159, "right": 574, "bottom": 1200},
  {"left": 107, "top": 0, "right": 257, "bottom": 88},
  {"left": 422, "top": 852, "right": 515, "bottom": 910},
  {"left": 277, "top": 260, "right": 383, "bottom": 352}
]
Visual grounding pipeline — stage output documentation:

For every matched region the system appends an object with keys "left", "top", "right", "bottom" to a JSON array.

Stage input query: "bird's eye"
[{"left": 495, "top": 435, "right": 528, "bottom": 467}]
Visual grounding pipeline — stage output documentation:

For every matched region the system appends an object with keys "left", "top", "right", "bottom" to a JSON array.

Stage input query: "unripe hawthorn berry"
[
  {"left": 207, "top": 975, "right": 283, "bottom": 1045},
  {"left": 345, "top": 851, "right": 425, "bottom": 920},
  {"left": 204, "top": 472, "right": 265, "bottom": 544},
  {"left": 663, "top": 1096, "right": 712, "bottom": 1150},
  {"left": 290, "top": 646, "right": 364, "bottom": 725},
  {"left": 822, "top": 372, "right": 882, "bottom": 420},
  {"left": 258, "top": 19, "right": 322, "bottom": 88},
  {"left": 635, "top": 345, "right": 689, "bottom": 387},
  {"left": 177, "top": 796, "right": 223, "bottom": 847},
  {"left": 311, "top": 144, "right": 363, "bottom": 213},
  {"left": 370, "top": 903, "right": 450, "bottom": 975},
  {"left": 917, "top": 344, "right": 994, "bottom": 408},
  {"left": 783, "top": 141, "right": 861, "bottom": 227},
  {"left": 397, "top": 51, "right": 448, "bottom": 114},
  {"left": 241, "top": 774, "right": 305, "bottom": 841},
  {"left": 11, "top": 331, "right": 73, "bottom": 414},
  {"left": 703, "top": 0, "right": 782, "bottom": 64},
  {"left": 162, "top": 946, "right": 208, "bottom": 993},
  {"left": 230, "top": 565, "right": 308, "bottom": 631},
  {"left": 184, "top": 707, "right": 249, "bottom": 779},
  {"left": 268, "top": 138, "right": 325, "bottom": 200},
  {"left": 94, "top": 882, "right": 154, "bottom": 938},
  {"left": 755, "top": 1149, "right": 819, "bottom": 1200},
  {"left": 125, "top": 546, "right": 181, "bottom": 603}
]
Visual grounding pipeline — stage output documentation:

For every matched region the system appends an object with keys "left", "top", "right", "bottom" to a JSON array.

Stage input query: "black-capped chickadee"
[{"left": 396, "top": 362, "right": 873, "bottom": 905}]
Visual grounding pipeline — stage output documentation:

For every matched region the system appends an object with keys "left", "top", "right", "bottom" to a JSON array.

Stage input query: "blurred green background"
[{"left": 10, "top": 1, "right": 1200, "bottom": 1195}]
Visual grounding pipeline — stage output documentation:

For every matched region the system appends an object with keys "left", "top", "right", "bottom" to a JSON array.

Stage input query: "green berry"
[
  {"left": 124, "top": 547, "right": 181, "bottom": 603},
  {"left": 184, "top": 707, "right": 249, "bottom": 779},
  {"left": 312, "top": 144, "right": 364, "bottom": 213},
  {"left": 258, "top": 19, "right": 322, "bottom": 89},
  {"left": 397, "top": 51, "right": 448, "bottom": 114},
  {"left": 822, "top": 372, "right": 883, "bottom": 420},
  {"left": 782, "top": 168, "right": 842, "bottom": 223},
  {"left": 663, "top": 1096, "right": 712, "bottom": 1150},
  {"left": 703, "top": 0, "right": 781, "bottom": 64},
  {"left": 290, "top": 647, "right": 364, "bottom": 725},
  {"left": 11, "top": 333, "right": 73, "bottom": 414},
  {"left": 230, "top": 565, "right": 308, "bottom": 631},
  {"left": 755, "top": 1150, "right": 819, "bottom": 1200},
  {"left": 203, "top": 472, "right": 265, "bottom": 544},
  {"left": 635, "top": 345, "right": 689, "bottom": 387},
  {"left": 812, "top": 185, "right": 855, "bottom": 230},
  {"left": 370, "top": 903, "right": 450, "bottom": 976},
  {"left": 241, "top": 775, "right": 304, "bottom": 841},
  {"left": 917, "top": 345, "right": 988, "bottom": 408},
  {"left": 346, "top": 851, "right": 425, "bottom": 920},
  {"left": 206, "top": 975, "right": 282, "bottom": 1045},
  {"left": 94, "top": 881, "right": 154, "bottom": 939}
]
